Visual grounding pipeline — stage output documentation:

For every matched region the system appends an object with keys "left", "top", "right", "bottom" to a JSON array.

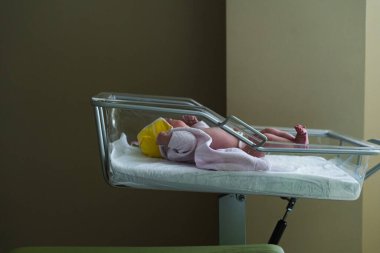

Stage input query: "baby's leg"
[
  {"left": 294, "top": 124, "right": 308, "bottom": 144},
  {"left": 260, "top": 128, "right": 295, "bottom": 142},
  {"left": 241, "top": 130, "right": 293, "bottom": 158},
  {"left": 182, "top": 115, "right": 199, "bottom": 126},
  {"left": 241, "top": 126, "right": 308, "bottom": 157}
]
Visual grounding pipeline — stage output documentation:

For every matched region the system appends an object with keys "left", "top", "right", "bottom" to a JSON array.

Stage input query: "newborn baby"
[{"left": 137, "top": 115, "right": 308, "bottom": 160}]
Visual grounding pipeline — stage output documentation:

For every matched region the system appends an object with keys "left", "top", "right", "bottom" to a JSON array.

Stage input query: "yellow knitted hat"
[{"left": 137, "top": 117, "right": 173, "bottom": 158}]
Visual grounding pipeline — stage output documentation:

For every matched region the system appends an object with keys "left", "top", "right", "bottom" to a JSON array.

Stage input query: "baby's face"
[{"left": 166, "top": 118, "right": 188, "bottom": 128}]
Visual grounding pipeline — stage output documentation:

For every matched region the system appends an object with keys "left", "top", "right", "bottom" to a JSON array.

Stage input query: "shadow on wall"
[{"left": 0, "top": 1, "right": 226, "bottom": 252}]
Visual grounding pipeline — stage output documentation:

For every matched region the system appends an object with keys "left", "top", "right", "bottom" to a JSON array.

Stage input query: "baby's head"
[
  {"left": 165, "top": 118, "right": 188, "bottom": 128},
  {"left": 137, "top": 117, "right": 173, "bottom": 158}
]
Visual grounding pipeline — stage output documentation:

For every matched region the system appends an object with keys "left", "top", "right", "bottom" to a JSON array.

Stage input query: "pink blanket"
[{"left": 159, "top": 127, "right": 270, "bottom": 171}]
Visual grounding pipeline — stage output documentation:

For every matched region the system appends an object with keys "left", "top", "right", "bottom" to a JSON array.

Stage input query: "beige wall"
[
  {"left": 227, "top": 0, "right": 370, "bottom": 253},
  {"left": 227, "top": 0, "right": 365, "bottom": 135},
  {"left": 363, "top": 0, "right": 380, "bottom": 252},
  {"left": 0, "top": 1, "right": 225, "bottom": 252}
]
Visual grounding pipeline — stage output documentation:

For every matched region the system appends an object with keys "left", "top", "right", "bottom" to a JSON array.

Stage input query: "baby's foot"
[
  {"left": 182, "top": 115, "right": 199, "bottom": 126},
  {"left": 294, "top": 124, "right": 309, "bottom": 144}
]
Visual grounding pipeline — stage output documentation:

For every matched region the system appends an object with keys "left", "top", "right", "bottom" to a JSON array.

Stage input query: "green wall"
[{"left": 0, "top": 1, "right": 225, "bottom": 252}]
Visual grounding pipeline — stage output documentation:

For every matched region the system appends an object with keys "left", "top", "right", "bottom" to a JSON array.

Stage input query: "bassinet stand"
[
  {"left": 220, "top": 137, "right": 380, "bottom": 246},
  {"left": 219, "top": 194, "right": 296, "bottom": 245}
]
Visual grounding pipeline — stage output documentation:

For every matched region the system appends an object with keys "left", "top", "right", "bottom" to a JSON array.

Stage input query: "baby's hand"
[
  {"left": 156, "top": 131, "right": 172, "bottom": 146},
  {"left": 182, "top": 115, "right": 199, "bottom": 126},
  {"left": 242, "top": 136, "right": 266, "bottom": 157}
]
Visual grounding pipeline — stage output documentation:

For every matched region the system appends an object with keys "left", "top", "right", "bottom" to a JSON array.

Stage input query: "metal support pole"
[{"left": 218, "top": 194, "right": 246, "bottom": 245}]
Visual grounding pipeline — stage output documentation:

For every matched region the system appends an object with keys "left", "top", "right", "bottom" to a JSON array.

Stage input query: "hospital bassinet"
[{"left": 91, "top": 92, "right": 380, "bottom": 201}]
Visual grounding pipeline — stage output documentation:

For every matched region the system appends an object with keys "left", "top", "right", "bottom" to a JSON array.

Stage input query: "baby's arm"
[
  {"left": 157, "top": 130, "right": 197, "bottom": 162},
  {"left": 157, "top": 130, "right": 197, "bottom": 152},
  {"left": 159, "top": 127, "right": 239, "bottom": 150}
]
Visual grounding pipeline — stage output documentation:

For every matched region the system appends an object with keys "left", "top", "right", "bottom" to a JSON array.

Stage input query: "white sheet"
[{"left": 109, "top": 134, "right": 361, "bottom": 200}]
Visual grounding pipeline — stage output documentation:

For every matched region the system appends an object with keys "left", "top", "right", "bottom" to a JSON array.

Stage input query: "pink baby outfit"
[{"left": 159, "top": 122, "right": 270, "bottom": 171}]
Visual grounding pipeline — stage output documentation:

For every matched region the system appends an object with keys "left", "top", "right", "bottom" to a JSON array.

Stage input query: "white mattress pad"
[{"left": 109, "top": 134, "right": 361, "bottom": 200}]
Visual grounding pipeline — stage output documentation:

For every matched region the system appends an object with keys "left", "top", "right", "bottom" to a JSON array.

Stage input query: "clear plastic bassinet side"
[{"left": 91, "top": 92, "right": 380, "bottom": 199}]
